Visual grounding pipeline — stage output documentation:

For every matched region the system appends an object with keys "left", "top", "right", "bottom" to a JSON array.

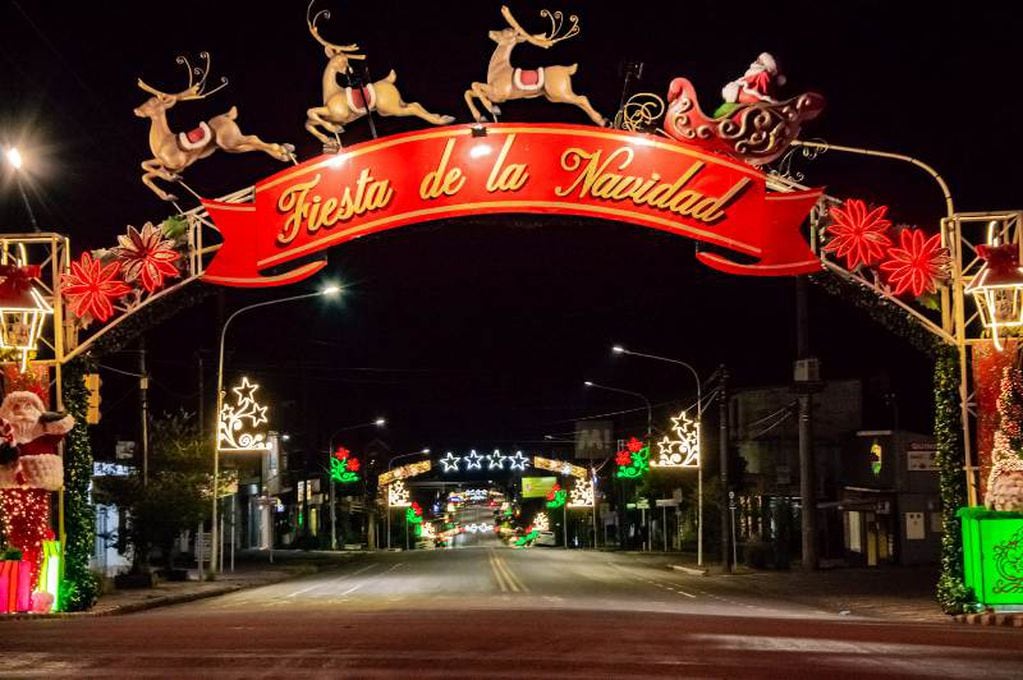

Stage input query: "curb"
[
  {"left": 668, "top": 564, "right": 709, "bottom": 576},
  {"left": 954, "top": 612, "right": 1023, "bottom": 627}
]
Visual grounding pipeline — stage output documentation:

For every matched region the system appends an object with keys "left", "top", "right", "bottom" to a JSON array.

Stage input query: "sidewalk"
[
  {"left": 9, "top": 549, "right": 364, "bottom": 619},
  {"left": 627, "top": 552, "right": 951, "bottom": 623}
]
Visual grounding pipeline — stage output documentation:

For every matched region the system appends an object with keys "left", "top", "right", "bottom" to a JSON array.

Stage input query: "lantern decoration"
[
  {"left": 966, "top": 243, "right": 1023, "bottom": 351},
  {"left": 615, "top": 437, "right": 651, "bottom": 479},
  {"left": 653, "top": 410, "right": 701, "bottom": 468},
  {"left": 218, "top": 377, "right": 270, "bottom": 452},
  {"left": 0, "top": 265, "right": 51, "bottom": 372},
  {"left": 388, "top": 479, "right": 410, "bottom": 507},
  {"left": 330, "top": 446, "right": 360, "bottom": 484},
  {"left": 545, "top": 483, "right": 567, "bottom": 509}
]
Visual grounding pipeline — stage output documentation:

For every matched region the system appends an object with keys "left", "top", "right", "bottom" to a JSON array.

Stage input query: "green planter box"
[{"left": 958, "top": 506, "right": 1023, "bottom": 609}]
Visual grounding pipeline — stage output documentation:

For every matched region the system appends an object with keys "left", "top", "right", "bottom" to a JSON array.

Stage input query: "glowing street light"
[
  {"left": 211, "top": 283, "right": 341, "bottom": 577},
  {"left": 612, "top": 344, "right": 705, "bottom": 566},
  {"left": 4, "top": 147, "right": 39, "bottom": 232}
]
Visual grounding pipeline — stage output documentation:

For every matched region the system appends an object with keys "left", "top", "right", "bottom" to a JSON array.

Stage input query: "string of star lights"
[
  {"left": 438, "top": 450, "right": 531, "bottom": 473},
  {"left": 653, "top": 410, "right": 700, "bottom": 468},
  {"left": 388, "top": 480, "right": 411, "bottom": 507},
  {"left": 218, "top": 376, "right": 270, "bottom": 452},
  {"left": 329, "top": 446, "right": 360, "bottom": 484}
]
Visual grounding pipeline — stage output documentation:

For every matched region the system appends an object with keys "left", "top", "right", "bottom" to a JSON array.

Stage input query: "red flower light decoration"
[
  {"left": 823, "top": 199, "right": 892, "bottom": 269},
  {"left": 62, "top": 252, "right": 132, "bottom": 323},
  {"left": 626, "top": 437, "right": 644, "bottom": 453},
  {"left": 545, "top": 483, "right": 562, "bottom": 501},
  {"left": 333, "top": 446, "right": 350, "bottom": 461},
  {"left": 879, "top": 228, "right": 950, "bottom": 297},
  {"left": 615, "top": 449, "right": 632, "bottom": 466},
  {"left": 345, "top": 457, "right": 360, "bottom": 472},
  {"left": 113, "top": 223, "right": 180, "bottom": 293}
]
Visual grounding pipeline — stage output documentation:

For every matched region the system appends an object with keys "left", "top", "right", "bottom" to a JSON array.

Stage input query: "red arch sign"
[{"left": 201, "top": 123, "right": 822, "bottom": 287}]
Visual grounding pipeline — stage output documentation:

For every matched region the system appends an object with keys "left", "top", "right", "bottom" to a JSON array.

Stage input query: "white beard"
[{"left": 7, "top": 417, "right": 40, "bottom": 445}]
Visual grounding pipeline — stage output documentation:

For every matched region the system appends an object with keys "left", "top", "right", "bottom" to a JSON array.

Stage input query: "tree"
[{"left": 96, "top": 410, "right": 218, "bottom": 572}]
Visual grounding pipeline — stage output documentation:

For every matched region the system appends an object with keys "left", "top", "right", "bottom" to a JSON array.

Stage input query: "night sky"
[{"left": 1, "top": 1, "right": 1020, "bottom": 459}]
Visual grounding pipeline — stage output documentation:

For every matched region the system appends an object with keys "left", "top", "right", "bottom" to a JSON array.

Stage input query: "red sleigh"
[{"left": 662, "top": 77, "right": 824, "bottom": 166}]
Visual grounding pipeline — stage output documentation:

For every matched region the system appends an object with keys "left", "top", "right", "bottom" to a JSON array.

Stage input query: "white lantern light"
[{"left": 0, "top": 265, "right": 51, "bottom": 372}]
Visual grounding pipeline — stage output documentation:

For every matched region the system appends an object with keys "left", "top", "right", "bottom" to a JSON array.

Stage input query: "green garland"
[
  {"left": 60, "top": 359, "right": 99, "bottom": 611},
  {"left": 811, "top": 271, "right": 970, "bottom": 614},
  {"left": 933, "top": 346, "right": 972, "bottom": 613}
]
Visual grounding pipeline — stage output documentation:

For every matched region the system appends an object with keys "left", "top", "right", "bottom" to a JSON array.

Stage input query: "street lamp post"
[
  {"left": 211, "top": 285, "right": 340, "bottom": 579},
  {"left": 385, "top": 448, "right": 430, "bottom": 550},
  {"left": 584, "top": 380, "right": 652, "bottom": 551},
  {"left": 612, "top": 345, "right": 705, "bottom": 566},
  {"left": 4, "top": 147, "right": 40, "bottom": 232},
  {"left": 327, "top": 418, "right": 386, "bottom": 550}
]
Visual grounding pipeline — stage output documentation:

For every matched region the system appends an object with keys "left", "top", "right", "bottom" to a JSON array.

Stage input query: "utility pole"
[
  {"left": 718, "top": 365, "right": 730, "bottom": 571},
  {"left": 796, "top": 276, "right": 818, "bottom": 571},
  {"left": 139, "top": 338, "right": 150, "bottom": 487}
]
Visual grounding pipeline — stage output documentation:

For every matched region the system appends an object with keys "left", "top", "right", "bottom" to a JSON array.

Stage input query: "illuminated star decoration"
[
  {"left": 507, "top": 451, "right": 528, "bottom": 471},
  {"left": 532, "top": 512, "right": 550, "bottom": 531},
  {"left": 654, "top": 410, "right": 700, "bottom": 468},
  {"left": 464, "top": 450, "right": 483, "bottom": 470},
  {"left": 330, "top": 445, "right": 360, "bottom": 484},
  {"left": 61, "top": 252, "right": 132, "bottom": 325},
  {"left": 823, "top": 199, "right": 892, "bottom": 270},
  {"left": 568, "top": 480, "right": 594, "bottom": 507},
  {"left": 439, "top": 452, "right": 462, "bottom": 473},
  {"left": 218, "top": 376, "right": 270, "bottom": 452},
  {"left": 546, "top": 483, "right": 567, "bottom": 509},
  {"left": 615, "top": 437, "right": 650, "bottom": 479},
  {"left": 388, "top": 480, "right": 411, "bottom": 507},
  {"left": 878, "top": 228, "right": 950, "bottom": 297},
  {"left": 487, "top": 449, "right": 506, "bottom": 470}
]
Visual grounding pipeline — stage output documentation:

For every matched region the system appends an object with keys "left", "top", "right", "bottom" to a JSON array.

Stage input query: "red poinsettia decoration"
[
  {"left": 626, "top": 437, "right": 644, "bottom": 453},
  {"left": 545, "top": 483, "right": 562, "bottom": 502},
  {"left": 345, "top": 456, "right": 361, "bottom": 472},
  {"left": 615, "top": 448, "right": 632, "bottom": 466},
  {"left": 113, "top": 223, "right": 180, "bottom": 293},
  {"left": 879, "top": 228, "right": 950, "bottom": 297},
  {"left": 62, "top": 252, "right": 132, "bottom": 323},
  {"left": 333, "top": 446, "right": 350, "bottom": 461},
  {"left": 823, "top": 199, "right": 892, "bottom": 269}
]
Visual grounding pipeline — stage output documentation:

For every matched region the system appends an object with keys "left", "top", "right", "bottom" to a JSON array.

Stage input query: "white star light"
[
  {"left": 487, "top": 449, "right": 506, "bottom": 470},
  {"left": 654, "top": 409, "right": 700, "bottom": 468},
  {"left": 507, "top": 451, "right": 528, "bottom": 471},
  {"left": 439, "top": 452, "right": 462, "bottom": 473},
  {"left": 464, "top": 450, "right": 483, "bottom": 470}
]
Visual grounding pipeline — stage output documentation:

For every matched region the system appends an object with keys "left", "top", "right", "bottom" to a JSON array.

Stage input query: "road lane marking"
[
  {"left": 287, "top": 563, "right": 376, "bottom": 598},
  {"left": 488, "top": 551, "right": 509, "bottom": 592},
  {"left": 494, "top": 551, "right": 529, "bottom": 592}
]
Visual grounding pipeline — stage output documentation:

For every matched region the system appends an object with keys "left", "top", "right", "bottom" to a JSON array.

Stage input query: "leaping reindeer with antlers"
[
  {"left": 304, "top": 1, "right": 454, "bottom": 150},
  {"left": 134, "top": 52, "right": 295, "bottom": 202},
  {"left": 465, "top": 6, "right": 606, "bottom": 126}
]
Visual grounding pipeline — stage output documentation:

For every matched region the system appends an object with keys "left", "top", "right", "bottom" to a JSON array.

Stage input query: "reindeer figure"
[
  {"left": 304, "top": 1, "right": 454, "bottom": 150},
  {"left": 465, "top": 6, "right": 606, "bottom": 126},
  {"left": 134, "top": 52, "right": 295, "bottom": 202}
]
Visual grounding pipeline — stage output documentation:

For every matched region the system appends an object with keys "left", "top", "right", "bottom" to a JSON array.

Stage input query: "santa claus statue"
[
  {"left": 714, "top": 52, "right": 786, "bottom": 118},
  {"left": 0, "top": 391, "right": 74, "bottom": 590}
]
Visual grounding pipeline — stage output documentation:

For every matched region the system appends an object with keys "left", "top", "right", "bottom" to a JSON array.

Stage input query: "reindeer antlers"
[
  {"left": 137, "top": 51, "right": 228, "bottom": 100},
  {"left": 307, "top": 0, "right": 360, "bottom": 54},
  {"left": 500, "top": 5, "right": 580, "bottom": 49}
]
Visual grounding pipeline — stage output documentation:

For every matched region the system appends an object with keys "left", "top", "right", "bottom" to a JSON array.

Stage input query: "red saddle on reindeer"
[{"left": 663, "top": 77, "right": 824, "bottom": 166}]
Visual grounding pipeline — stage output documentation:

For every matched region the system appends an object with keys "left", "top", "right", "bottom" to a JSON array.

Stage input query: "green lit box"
[{"left": 958, "top": 506, "right": 1023, "bottom": 609}]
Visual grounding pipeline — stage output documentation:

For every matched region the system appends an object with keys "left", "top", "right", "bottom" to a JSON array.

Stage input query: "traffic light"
[{"left": 84, "top": 373, "right": 102, "bottom": 424}]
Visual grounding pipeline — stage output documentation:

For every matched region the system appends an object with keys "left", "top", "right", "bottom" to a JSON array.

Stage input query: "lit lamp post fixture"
[
  {"left": 4, "top": 147, "right": 40, "bottom": 232},
  {"left": 612, "top": 345, "right": 705, "bottom": 566},
  {"left": 384, "top": 448, "right": 430, "bottom": 549},
  {"left": 211, "top": 284, "right": 341, "bottom": 578},
  {"left": 326, "top": 417, "right": 387, "bottom": 551},
  {"left": 965, "top": 242, "right": 1023, "bottom": 352},
  {"left": 0, "top": 264, "right": 52, "bottom": 372}
]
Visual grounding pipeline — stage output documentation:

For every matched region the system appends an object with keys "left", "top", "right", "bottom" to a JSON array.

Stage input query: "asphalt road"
[{"left": 1, "top": 543, "right": 1021, "bottom": 678}]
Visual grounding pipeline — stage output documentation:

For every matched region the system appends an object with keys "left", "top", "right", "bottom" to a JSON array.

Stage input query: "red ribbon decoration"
[{"left": 202, "top": 124, "right": 822, "bottom": 287}]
